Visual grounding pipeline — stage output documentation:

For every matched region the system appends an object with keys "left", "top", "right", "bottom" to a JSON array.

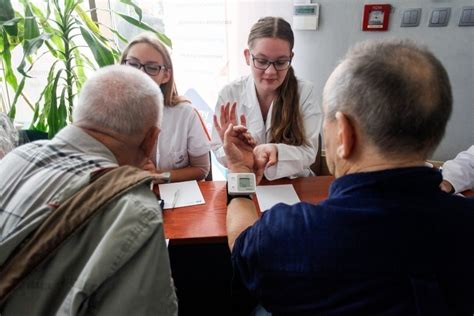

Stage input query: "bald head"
[
  {"left": 73, "top": 65, "right": 163, "bottom": 137},
  {"left": 323, "top": 39, "right": 452, "bottom": 159}
]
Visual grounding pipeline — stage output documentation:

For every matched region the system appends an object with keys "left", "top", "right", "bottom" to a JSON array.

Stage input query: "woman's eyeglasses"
[
  {"left": 251, "top": 54, "right": 292, "bottom": 71},
  {"left": 123, "top": 59, "right": 167, "bottom": 76}
]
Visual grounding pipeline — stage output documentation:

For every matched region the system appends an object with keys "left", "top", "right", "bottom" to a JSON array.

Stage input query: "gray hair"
[
  {"left": 324, "top": 39, "right": 452, "bottom": 158},
  {"left": 73, "top": 65, "right": 163, "bottom": 136},
  {"left": 0, "top": 113, "right": 17, "bottom": 159}
]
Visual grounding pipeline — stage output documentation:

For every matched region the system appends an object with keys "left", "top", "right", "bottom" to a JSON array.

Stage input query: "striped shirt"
[{"left": 0, "top": 125, "right": 117, "bottom": 245}]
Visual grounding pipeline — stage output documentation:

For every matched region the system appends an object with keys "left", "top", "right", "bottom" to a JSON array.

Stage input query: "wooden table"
[
  {"left": 163, "top": 176, "right": 334, "bottom": 244},
  {"left": 163, "top": 181, "right": 228, "bottom": 244},
  {"left": 163, "top": 175, "right": 473, "bottom": 244}
]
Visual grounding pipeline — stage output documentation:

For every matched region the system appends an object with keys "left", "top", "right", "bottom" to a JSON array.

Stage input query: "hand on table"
[{"left": 439, "top": 179, "right": 455, "bottom": 193}]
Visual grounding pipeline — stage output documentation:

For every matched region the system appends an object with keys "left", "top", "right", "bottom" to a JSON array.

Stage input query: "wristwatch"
[{"left": 157, "top": 171, "right": 171, "bottom": 183}]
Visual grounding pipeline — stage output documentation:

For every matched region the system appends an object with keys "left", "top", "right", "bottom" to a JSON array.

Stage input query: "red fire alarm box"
[{"left": 362, "top": 4, "right": 391, "bottom": 31}]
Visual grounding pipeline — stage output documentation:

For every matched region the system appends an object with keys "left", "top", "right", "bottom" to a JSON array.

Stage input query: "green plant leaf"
[
  {"left": 0, "top": 0, "right": 18, "bottom": 36},
  {"left": 8, "top": 76, "right": 26, "bottom": 120},
  {"left": 7, "top": 102, "right": 15, "bottom": 119},
  {"left": 64, "top": 0, "right": 79, "bottom": 15},
  {"left": 0, "top": 17, "right": 22, "bottom": 55},
  {"left": 47, "top": 69, "right": 62, "bottom": 138},
  {"left": 23, "top": 3, "right": 40, "bottom": 40},
  {"left": 0, "top": 16, "right": 22, "bottom": 27},
  {"left": 30, "top": 100, "right": 40, "bottom": 128},
  {"left": 119, "top": 0, "right": 142, "bottom": 21},
  {"left": 45, "top": 40, "right": 60, "bottom": 58},
  {"left": 57, "top": 87, "right": 68, "bottom": 130},
  {"left": 72, "top": 46, "right": 86, "bottom": 89},
  {"left": 17, "top": 33, "right": 51, "bottom": 76},
  {"left": 115, "top": 12, "right": 172, "bottom": 48},
  {"left": 102, "top": 24, "right": 128, "bottom": 44},
  {"left": 31, "top": 61, "right": 58, "bottom": 130},
  {"left": 79, "top": 25, "right": 115, "bottom": 66},
  {"left": 1, "top": 29, "right": 18, "bottom": 89},
  {"left": 29, "top": 2, "right": 64, "bottom": 51},
  {"left": 74, "top": 5, "right": 108, "bottom": 43},
  {"left": 0, "top": 0, "right": 15, "bottom": 21},
  {"left": 78, "top": 51, "right": 97, "bottom": 70}
]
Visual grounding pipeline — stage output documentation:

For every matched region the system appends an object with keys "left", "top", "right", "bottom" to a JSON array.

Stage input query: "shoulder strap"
[{"left": 0, "top": 165, "right": 160, "bottom": 305}]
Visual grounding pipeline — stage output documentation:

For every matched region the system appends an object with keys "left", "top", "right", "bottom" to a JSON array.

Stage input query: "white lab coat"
[
  {"left": 442, "top": 145, "right": 474, "bottom": 193},
  {"left": 157, "top": 103, "right": 210, "bottom": 170},
  {"left": 211, "top": 75, "right": 323, "bottom": 180}
]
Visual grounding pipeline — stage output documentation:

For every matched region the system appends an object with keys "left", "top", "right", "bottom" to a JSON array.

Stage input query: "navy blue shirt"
[{"left": 232, "top": 167, "right": 474, "bottom": 315}]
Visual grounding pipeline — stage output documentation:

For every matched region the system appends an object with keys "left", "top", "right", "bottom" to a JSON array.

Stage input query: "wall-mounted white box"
[{"left": 293, "top": 3, "right": 320, "bottom": 30}]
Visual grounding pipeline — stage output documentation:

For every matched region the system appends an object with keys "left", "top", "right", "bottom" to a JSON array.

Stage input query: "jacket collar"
[
  {"left": 329, "top": 167, "right": 443, "bottom": 198},
  {"left": 54, "top": 125, "right": 117, "bottom": 164}
]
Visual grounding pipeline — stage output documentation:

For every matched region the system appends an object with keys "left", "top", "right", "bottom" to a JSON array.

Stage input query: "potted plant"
[{"left": 0, "top": 0, "right": 171, "bottom": 138}]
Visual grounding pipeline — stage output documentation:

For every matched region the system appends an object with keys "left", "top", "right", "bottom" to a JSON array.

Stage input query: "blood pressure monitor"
[{"left": 227, "top": 173, "right": 256, "bottom": 195}]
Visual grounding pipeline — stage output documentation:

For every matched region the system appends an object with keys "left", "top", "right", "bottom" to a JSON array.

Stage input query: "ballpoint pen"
[{"left": 171, "top": 189, "right": 180, "bottom": 210}]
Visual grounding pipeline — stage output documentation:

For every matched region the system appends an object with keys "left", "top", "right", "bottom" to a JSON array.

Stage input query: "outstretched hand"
[{"left": 213, "top": 102, "right": 247, "bottom": 142}]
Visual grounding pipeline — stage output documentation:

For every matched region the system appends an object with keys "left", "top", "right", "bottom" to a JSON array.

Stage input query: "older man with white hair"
[{"left": 0, "top": 65, "right": 177, "bottom": 315}]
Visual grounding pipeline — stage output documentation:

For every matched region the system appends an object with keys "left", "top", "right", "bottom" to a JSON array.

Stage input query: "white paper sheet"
[
  {"left": 158, "top": 180, "right": 205, "bottom": 209},
  {"left": 255, "top": 184, "right": 300, "bottom": 212}
]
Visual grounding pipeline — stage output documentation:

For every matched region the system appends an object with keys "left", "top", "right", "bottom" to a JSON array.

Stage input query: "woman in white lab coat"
[
  {"left": 121, "top": 33, "right": 210, "bottom": 182},
  {"left": 440, "top": 145, "right": 474, "bottom": 193},
  {"left": 211, "top": 17, "right": 322, "bottom": 180}
]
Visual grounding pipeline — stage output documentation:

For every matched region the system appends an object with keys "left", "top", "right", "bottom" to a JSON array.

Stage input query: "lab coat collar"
[
  {"left": 240, "top": 75, "right": 257, "bottom": 109},
  {"left": 241, "top": 75, "right": 273, "bottom": 134}
]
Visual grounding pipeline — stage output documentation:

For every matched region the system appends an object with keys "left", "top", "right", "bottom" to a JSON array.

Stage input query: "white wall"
[{"left": 234, "top": 0, "right": 474, "bottom": 161}]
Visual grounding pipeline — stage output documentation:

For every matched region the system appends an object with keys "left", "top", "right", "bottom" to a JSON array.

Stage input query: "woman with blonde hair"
[
  {"left": 121, "top": 33, "right": 210, "bottom": 182},
  {"left": 211, "top": 17, "right": 322, "bottom": 180}
]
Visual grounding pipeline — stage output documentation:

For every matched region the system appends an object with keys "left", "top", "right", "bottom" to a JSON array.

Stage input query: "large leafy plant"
[{"left": 0, "top": 0, "right": 171, "bottom": 138}]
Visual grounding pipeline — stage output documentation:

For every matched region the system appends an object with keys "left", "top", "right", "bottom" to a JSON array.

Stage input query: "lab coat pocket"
[{"left": 171, "top": 151, "right": 189, "bottom": 169}]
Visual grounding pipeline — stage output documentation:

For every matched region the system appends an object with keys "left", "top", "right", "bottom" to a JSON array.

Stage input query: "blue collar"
[{"left": 329, "top": 167, "right": 443, "bottom": 198}]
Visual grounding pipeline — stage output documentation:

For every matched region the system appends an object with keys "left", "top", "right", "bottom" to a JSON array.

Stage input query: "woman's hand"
[
  {"left": 142, "top": 159, "right": 157, "bottom": 173},
  {"left": 213, "top": 102, "right": 247, "bottom": 142},
  {"left": 253, "top": 144, "right": 278, "bottom": 168}
]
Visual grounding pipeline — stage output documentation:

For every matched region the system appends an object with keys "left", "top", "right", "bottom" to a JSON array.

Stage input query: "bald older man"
[{"left": 224, "top": 39, "right": 474, "bottom": 315}]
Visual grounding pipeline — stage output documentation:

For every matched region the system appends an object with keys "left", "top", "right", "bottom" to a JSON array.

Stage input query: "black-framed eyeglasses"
[
  {"left": 122, "top": 59, "right": 167, "bottom": 76},
  {"left": 251, "top": 54, "right": 292, "bottom": 71}
]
